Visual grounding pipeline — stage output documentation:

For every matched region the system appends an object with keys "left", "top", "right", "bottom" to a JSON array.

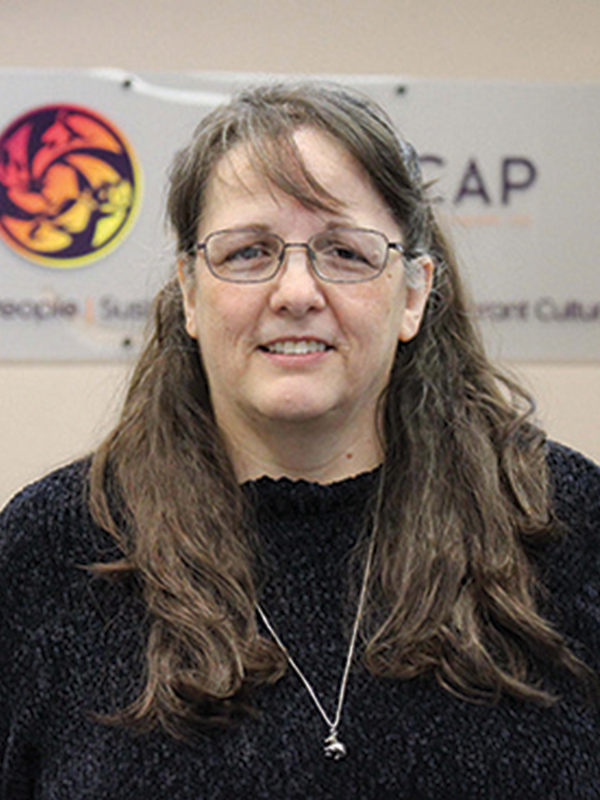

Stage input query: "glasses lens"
[
  {"left": 206, "top": 230, "right": 281, "bottom": 282},
  {"left": 310, "top": 229, "right": 388, "bottom": 282}
]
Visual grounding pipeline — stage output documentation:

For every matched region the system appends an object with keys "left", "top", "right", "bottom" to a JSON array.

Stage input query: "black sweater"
[{"left": 1, "top": 442, "right": 600, "bottom": 799}]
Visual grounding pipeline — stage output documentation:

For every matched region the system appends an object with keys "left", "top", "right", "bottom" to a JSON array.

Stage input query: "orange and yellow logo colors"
[{"left": 0, "top": 104, "right": 142, "bottom": 268}]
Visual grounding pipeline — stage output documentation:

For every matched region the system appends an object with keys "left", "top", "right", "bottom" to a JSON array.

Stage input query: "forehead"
[
  {"left": 200, "top": 127, "right": 394, "bottom": 231},
  {"left": 215, "top": 128, "right": 353, "bottom": 193}
]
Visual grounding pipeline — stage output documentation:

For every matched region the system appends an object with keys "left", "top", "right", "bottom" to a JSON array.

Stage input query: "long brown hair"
[{"left": 89, "top": 83, "right": 594, "bottom": 740}]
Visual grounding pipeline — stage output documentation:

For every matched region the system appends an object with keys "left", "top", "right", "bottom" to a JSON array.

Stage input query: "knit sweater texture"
[{"left": 1, "top": 441, "right": 600, "bottom": 799}]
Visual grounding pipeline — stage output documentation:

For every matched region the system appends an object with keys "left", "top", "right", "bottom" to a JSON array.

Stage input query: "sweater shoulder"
[
  {"left": 546, "top": 440, "right": 600, "bottom": 529},
  {"left": 0, "top": 459, "right": 119, "bottom": 591},
  {"left": 542, "top": 442, "right": 600, "bottom": 664},
  {"left": 1, "top": 458, "right": 90, "bottom": 519},
  {"left": 0, "top": 460, "right": 127, "bottom": 676},
  {"left": 1, "top": 459, "right": 90, "bottom": 550}
]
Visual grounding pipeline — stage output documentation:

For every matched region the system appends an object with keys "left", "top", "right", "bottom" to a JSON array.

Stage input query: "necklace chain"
[{"left": 256, "top": 474, "right": 383, "bottom": 761}]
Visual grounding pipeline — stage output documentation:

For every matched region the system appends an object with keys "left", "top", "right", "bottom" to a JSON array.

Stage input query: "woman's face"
[{"left": 179, "top": 127, "right": 432, "bottom": 447}]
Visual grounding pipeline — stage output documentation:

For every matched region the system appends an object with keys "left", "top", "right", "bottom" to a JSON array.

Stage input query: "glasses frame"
[{"left": 194, "top": 227, "right": 409, "bottom": 284}]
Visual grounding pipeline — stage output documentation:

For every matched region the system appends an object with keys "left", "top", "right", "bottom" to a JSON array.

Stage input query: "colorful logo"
[{"left": 0, "top": 104, "right": 142, "bottom": 268}]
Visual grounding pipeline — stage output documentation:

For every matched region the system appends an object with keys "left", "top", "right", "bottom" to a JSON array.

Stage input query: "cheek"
[
  {"left": 344, "top": 282, "right": 406, "bottom": 345},
  {"left": 194, "top": 283, "right": 264, "bottom": 350}
]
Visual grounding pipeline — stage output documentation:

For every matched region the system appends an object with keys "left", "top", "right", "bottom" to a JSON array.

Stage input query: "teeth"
[{"left": 266, "top": 340, "right": 328, "bottom": 355}]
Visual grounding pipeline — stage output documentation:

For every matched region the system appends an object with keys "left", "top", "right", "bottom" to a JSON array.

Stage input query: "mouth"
[{"left": 259, "top": 339, "right": 332, "bottom": 355}]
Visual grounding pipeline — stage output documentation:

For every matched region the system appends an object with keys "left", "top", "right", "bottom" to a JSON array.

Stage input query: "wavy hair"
[{"left": 89, "top": 83, "right": 595, "bottom": 739}]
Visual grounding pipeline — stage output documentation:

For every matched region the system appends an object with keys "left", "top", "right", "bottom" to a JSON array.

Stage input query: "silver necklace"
[{"left": 256, "top": 480, "right": 381, "bottom": 761}]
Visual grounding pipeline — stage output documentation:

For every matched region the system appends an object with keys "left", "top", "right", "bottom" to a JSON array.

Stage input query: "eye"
[
  {"left": 328, "top": 244, "right": 369, "bottom": 263},
  {"left": 314, "top": 231, "right": 379, "bottom": 271},
  {"left": 207, "top": 230, "right": 280, "bottom": 272},
  {"left": 225, "top": 242, "right": 273, "bottom": 263}
]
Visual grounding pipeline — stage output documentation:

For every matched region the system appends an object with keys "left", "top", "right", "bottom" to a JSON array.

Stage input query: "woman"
[{"left": 1, "top": 83, "right": 599, "bottom": 798}]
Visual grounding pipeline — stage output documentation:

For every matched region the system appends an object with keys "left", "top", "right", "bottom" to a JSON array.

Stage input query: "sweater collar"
[{"left": 242, "top": 469, "right": 380, "bottom": 521}]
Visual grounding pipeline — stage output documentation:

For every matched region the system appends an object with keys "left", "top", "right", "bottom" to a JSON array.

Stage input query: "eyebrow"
[{"left": 214, "top": 216, "right": 360, "bottom": 235}]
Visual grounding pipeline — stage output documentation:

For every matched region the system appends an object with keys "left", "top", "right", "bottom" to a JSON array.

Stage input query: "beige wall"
[{"left": 1, "top": 0, "right": 600, "bottom": 507}]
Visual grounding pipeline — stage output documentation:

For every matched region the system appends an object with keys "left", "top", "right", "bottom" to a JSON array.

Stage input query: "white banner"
[{"left": 0, "top": 69, "right": 598, "bottom": 361}]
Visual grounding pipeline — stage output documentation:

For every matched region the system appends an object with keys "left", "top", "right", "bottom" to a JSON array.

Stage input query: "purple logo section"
[{"left": 0, "top": 104, "right": 141, "bottom": 268}]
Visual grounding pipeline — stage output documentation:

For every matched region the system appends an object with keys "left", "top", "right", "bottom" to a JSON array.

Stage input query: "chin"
[
  {"left": 261, "top": 408, "right": 332, "bottom": 425},
  {"left": 255, "top": 397, "right": 339, "bottom": 426}
]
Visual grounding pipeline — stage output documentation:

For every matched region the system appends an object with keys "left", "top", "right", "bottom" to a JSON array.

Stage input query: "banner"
[{"left": 0, "top": 69, "right": 598, "bottom": 361}]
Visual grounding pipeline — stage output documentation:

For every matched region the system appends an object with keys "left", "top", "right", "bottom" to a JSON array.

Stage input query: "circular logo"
[{"left": 0, "top": 104, "right": 142, "bottom": 268}]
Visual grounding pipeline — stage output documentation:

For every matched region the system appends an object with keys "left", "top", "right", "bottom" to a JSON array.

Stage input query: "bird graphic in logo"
[{"left": 0, "top": 104, "right": 142, "bottom": 268}]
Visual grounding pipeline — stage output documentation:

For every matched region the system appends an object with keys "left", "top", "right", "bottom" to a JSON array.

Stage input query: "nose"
[{"left": 268, "top": 244, "right": 326, "bottom": 317}]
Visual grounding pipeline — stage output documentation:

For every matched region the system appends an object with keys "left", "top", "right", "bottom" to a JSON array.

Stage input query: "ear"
[
  {"left": 177, "top": 257, "right": 199, "bottom": 340},
  {"left": 398, "top": 256, "right": 434, "bottom": 343}
]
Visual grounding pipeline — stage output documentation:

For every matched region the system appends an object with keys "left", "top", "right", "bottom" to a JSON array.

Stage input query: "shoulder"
[
  {"left": 1, "top": 458, "right": 90, "bottom": 520},
  {"left": 0, "top": 459, "right": 127, "bottom": 675},
  {"left": 0, "top": 459, "right": 102, "bottom": 564},
  {"left": 0, "top": 459, "right": 120, "bottom": 620},
  {"left": 541, "top": 442, "right": 600, "bottom": 664},
  {"left": 545, "top": 440, "right": 600, "bottom": 530},
  {"left": 0, "top": 462, "right": 140, "bottom": 748}
]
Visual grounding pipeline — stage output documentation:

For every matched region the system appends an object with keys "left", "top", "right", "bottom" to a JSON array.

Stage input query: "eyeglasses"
[{"left": 195, "top": 227, "right": 408, "bottom": 284}]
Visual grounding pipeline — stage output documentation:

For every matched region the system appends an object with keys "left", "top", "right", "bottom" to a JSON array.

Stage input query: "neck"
[{"left": 219, "top": 413, "right": 383, "bottom": 484}]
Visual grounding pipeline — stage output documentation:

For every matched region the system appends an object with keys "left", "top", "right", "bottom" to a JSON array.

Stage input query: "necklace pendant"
[{"left": 324, "top": 730, "right": 347, "bottom": 761}]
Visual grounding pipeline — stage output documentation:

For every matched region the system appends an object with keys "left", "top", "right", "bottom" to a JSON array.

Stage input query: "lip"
[
  {"left": 259, "top": 336, "right": 333, "bottom": 350},
  {"left": 258, "top": 336, "right": 334, "bottom": 358}
]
